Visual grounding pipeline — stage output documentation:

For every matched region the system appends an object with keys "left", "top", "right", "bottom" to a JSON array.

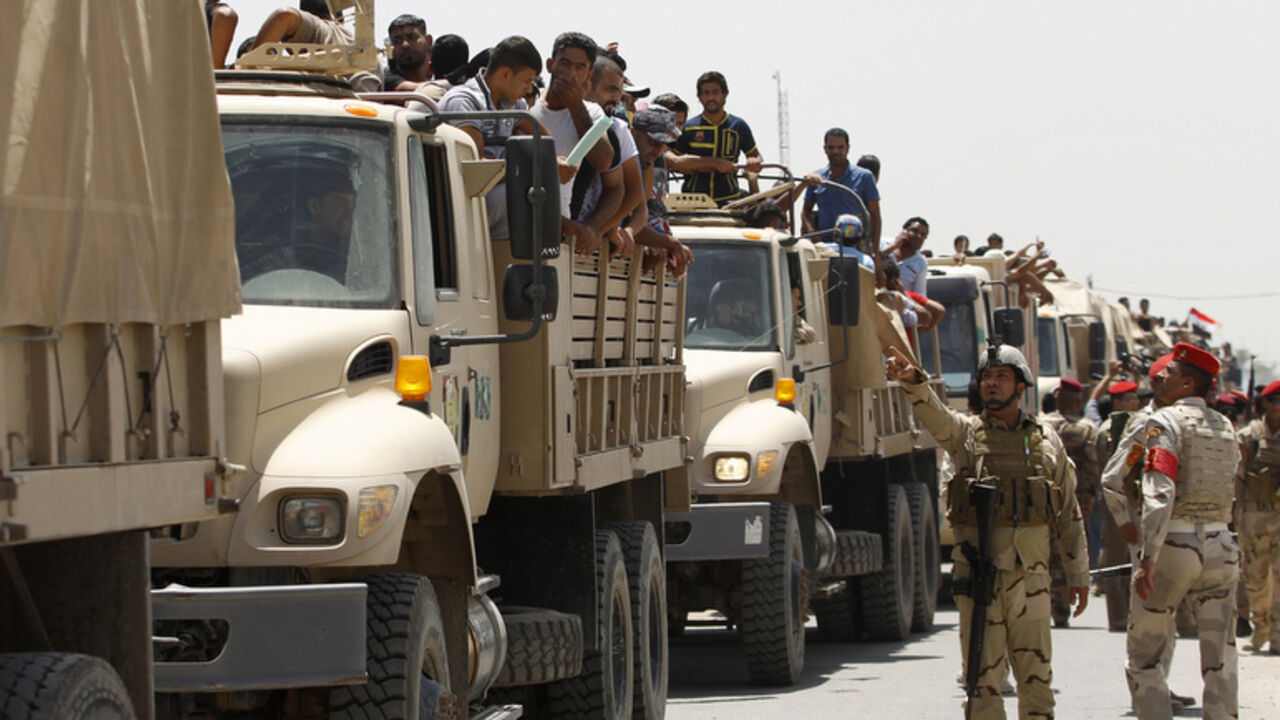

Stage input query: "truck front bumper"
[{"left": 664, "top": 502, "right": 772, "bottom": 562}]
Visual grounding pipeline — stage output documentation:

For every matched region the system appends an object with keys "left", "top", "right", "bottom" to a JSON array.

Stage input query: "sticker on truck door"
[{"left": 744, "top": 515, "right": 764, "bottom": 545}]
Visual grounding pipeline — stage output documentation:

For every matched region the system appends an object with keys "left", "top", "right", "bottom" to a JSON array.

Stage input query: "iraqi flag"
[{"left": 1188, "top": 308, "right": 1219, "bottom": 338}]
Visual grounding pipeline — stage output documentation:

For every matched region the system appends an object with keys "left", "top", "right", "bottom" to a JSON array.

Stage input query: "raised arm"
[{"left": 885, "top": 347, "right": 969, "bottom": 457}]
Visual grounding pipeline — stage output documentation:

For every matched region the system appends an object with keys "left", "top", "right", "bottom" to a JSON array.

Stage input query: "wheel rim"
[{"left": 610, "top": 589, "right": 629, "bottom": 718}]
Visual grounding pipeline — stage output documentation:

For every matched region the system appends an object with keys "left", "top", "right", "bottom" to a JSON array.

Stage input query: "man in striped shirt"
[{"left": 668, "top": 71, "right": 762, "bottom": 205}]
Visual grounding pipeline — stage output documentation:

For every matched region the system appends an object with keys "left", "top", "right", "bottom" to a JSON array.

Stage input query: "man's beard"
[{"left": 982, "top": 389, "right": 1018, "bottom": 412}]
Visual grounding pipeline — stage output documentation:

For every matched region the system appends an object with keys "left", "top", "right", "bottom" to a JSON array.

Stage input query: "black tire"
[
  {"left": 740, "top": 502, "right": 807, "bottom": 686},
  {"left": 331, "top": 573, "right": 453, "bottom": 720},
  {"left": 811, "top": 583, "right": 859, "bottom": 642},
  {"left": 0, "top": 653, "right": 134, "bottom": 719},
  {"left": 494, "top": 606, "right": 584, "bottom": 686},
  {"left": 860, "top": 485, "right": 915, "bottom": 641},
  {"left": 904, "top": 482, "right": 940, "bottom": 632},
  {"left": 667, "top": 610, "right": 687, "bottom": 639},
  {"left": 546, "top": 530, "right": 634, "bottom": 720},
  {"left": 604, "top": 522, "right": 668, "bottom": 720}
]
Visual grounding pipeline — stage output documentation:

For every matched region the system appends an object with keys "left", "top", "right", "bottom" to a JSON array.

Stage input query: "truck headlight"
[
  {"left": 713, "top": 454, "right": 751, "bottom": 481},
  {"left": 357, "top": 485, "right": 399, "bottom": 538},
  {"left": 755, "top": 450, "right": 779, "bottom": 478},
  {"left": 279, "top": 496, "right": 344, "bottom": 544}
]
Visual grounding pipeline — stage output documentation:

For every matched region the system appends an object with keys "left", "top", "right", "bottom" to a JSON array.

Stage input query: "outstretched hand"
[{"left": 885, "top": 346, "right": 921, "bottom": 383}]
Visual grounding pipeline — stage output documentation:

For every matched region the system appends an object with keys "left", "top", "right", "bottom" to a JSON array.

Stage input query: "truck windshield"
[
  {"left": 1037, "top": 317, "right": 1060, "bottom": 376},
  {"left": 683, "top": 244, "right": 777, "bottom": 351},
  {"left": 918, "top": 299, "right": 978, "bottom": 394},
  {"left": 221, "top": 119, "right": 398, "bottom": 308}
]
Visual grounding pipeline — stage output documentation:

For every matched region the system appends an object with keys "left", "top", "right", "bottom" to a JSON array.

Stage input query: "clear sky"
[{"left": 229, "top": 0, "right": 1280, "bottom": 379}]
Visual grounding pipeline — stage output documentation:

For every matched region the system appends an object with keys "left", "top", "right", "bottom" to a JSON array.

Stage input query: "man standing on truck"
[
  {"left": 668, "top": 71, "right": 763, "bottom": 205},
  {"left": 382, "top": 14, "right": 433, "bottom": 91},
  {"left": 1041, "top": 378, "right": 1101, "bottom": 627},
  {"left": 886, "top": 344, "right": 1088, "bottom": 719},
  {"left": 1237, "top": 380, "right": 1280, "bottom": 654},
  {"left": 800, "top": 127, "right": 881, "bottom": 243},
  {"left": 1125, "top": 344, "right": 1239, "bottom": 718}
]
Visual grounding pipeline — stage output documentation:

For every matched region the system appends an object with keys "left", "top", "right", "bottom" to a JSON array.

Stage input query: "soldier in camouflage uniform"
[
  {"left": 1041, "top": 378, "right": 1100, "bottom": 627},
  {"left": 888, "top": 344, "right": 1088, "bottom": 719},
  {"left": 1236, "top": 380, "right": 1280, "bottom": 653},
  {"left": 1126, "top": 344, "right": 1239, "bottom": 719},
  {"left": 1094, "top": 380, "right": 1143, "bottom": 631}
]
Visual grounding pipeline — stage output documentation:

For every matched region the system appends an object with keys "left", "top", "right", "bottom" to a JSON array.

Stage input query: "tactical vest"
[
  {"left": 1163, "top": 404, "right": 1237, "bottom": 522},
  {"left": 947, "top": 422, "right": 1059, "bottom": 527},
  {"left": 1244, "top": 431, "right": 1280, "bottom": 504}
]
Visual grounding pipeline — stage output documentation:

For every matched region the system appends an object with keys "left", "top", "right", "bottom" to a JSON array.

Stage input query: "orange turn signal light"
[
  {"left": 344, "top": 104, "right": 379, "bottom": 118},
  {"left": 776, "top": 378, "right": 797, "bottom": 405},
  {"left": 396, "top": 356, "right": 432, "bottom": 401}
]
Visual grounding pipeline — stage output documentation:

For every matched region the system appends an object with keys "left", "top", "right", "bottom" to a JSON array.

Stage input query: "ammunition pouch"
[
  {"left": 1245, "top": 463, "right": 1280, "bottom": 504},
  {"left": 946, "top": 473, "right": 1056, "bottom": 527}
]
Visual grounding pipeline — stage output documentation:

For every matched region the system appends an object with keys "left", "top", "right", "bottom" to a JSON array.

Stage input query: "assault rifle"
[{"left": 959, "top": 482, "right": 999, "bottom": 719}]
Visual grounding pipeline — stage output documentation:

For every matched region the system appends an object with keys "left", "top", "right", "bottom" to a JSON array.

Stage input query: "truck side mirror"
[
  {"left": 993, "top": 307, "right": 1024, "bottom": 347},
  {"left": 505, "top": 136, "right": 561, "bottom": 260},
  {"left": 1089, "top": 361, "right": 1107, "bottom": 380},
  {"left": 826, "top": 257, "right": 861, "bottom": 326},
  {"left": 502, "top": 264, "right": 559, "bottom": 322},
  {"left": 1088, "top": 321, "right": 1106, "bottom": 360}
]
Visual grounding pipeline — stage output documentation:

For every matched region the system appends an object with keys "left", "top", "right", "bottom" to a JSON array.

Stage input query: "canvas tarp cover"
[{"left": 0, "top": 0, "right": 240, "bottom": 327}]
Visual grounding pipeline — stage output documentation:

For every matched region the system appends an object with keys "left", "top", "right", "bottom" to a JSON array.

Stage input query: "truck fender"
[{"left": 701, "top": 398, "right": 819, "bottom": 496}]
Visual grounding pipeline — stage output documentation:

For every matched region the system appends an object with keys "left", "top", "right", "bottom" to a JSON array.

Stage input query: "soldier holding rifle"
[{"left": 887, "top": 344, "right": 1088, "bottom": 719}]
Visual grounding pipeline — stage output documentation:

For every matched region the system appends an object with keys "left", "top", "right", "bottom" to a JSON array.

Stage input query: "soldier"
[
  {"left": 1041, "top": 378, "right": 1100, "bottom": 627},
  {"left": 1094, "top": 380, "right": 1142, "bottom": 631},
  {"left": 1236, "top": 379, "right": 1280, "bottom": 654},
  {"left": 1126, "top": 344, "right": 1240, "bottom": 719},
  {"left": 886, "top": 344, "right": 1088, "bottom": 719}
]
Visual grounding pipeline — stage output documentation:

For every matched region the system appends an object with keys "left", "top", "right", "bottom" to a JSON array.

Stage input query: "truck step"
[
  {"left": 473, "top": 704, "right": 524, "bottom": 720},
  {"left": 809, "top": 579, "right": 848, "bottom": 600}
]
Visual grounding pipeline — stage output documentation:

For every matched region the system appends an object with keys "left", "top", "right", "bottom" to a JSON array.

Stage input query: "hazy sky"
[{"left": 229, "top": 0, "right": 1279, "bottom": 378}]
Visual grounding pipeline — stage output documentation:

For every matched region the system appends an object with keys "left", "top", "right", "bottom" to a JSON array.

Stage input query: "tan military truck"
[
  {"left": 148, "top": 5, "right": 689, "bottom": 719},
  {"left": 1, "top": 2, "right": 242, "bottom": 718},
  {"left": 661, "top": 196, "right": 946, "bottom": 685}
]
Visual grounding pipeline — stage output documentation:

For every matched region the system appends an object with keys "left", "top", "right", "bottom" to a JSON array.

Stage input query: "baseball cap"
[
  {"left": 623, "top": 77, "right": 650, "bottom": 98},
  {"left": 632, "top": 106, "right": 679, "bottom": 144}
]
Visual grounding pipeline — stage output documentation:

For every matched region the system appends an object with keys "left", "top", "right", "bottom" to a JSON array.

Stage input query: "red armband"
[{"left": 1145, "top": 447, "right": 1179, "bottom": 480}]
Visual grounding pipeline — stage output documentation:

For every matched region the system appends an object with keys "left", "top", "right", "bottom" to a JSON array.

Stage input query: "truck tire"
[
  {"left": 811, "top": 584, "right": 859, "bottom": 642},
  {"left": 494, "top": 607, "right": 583, "bottom": 686},
  {"left": 331, "top": 573, "right": 453, "bottom": 720},
  {"left": 604, "top": 521, "right": 667, "bottom": 720},
  {"left": 859, "top": 485, "right": 915, "bottom": 641},
  {"left": 826, "top": 530, "right": 883, "bottom": 577},
  {"left": 904, "top": 482, "right": 940, "bottom": 632},
  {"left": 0, "top": 652, "right": 134, "bottom": 719},
  {"left": 740, "top": 502, "right": 807, "bottom": 686},
  {"left": 546, "top": 530, "right": 634, "bottom": 720}
]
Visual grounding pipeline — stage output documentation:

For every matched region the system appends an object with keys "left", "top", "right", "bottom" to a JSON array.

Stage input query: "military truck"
[
  {"left": 1032, "top": 278, "right": 1114, "bottom": 399},
  {"left": 0, "top": 2, "right": 241, "bottom": 718},
  {"left": 148, "top": 4, "right": 688, "bottom": 719},
  {"left": 659, "top": 192, "right": 946, "bottom": 685}
]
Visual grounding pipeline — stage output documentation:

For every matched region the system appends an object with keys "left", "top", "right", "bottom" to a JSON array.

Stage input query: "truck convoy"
[{"left": 661, "top": 194, "right": 946, "bottom": 685}]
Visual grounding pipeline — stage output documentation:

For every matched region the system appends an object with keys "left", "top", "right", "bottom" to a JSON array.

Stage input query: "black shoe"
[
  {"left": 1170, "top": 691, "right": 1195, "bottom": 709},
  {"left": 1237, "top": 617, "right": 1253, "bottom": 638},
  {"left": 1053, "top": 616, "right": 1069, "bottom": 629}
]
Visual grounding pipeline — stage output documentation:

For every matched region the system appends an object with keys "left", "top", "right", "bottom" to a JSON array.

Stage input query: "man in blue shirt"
[
  {"left": 801, "top": 128, "right": 881, "bottom": 245},
  {"left": 668, "top": 71, "right": 762, "bottom": 205}
]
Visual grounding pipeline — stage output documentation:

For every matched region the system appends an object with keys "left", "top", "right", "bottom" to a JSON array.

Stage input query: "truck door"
[
  {"left": 406, "top": 135, "right": 501, "bottom": 517},
  {"left": 783, "top": 248, "right": 831, "bottom": 465}
]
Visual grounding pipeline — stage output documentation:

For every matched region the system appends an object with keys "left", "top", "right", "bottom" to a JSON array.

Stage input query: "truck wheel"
[
  {"left": 0, "top": 652, "right": 134, "bottom": 719},
  {"left": 546, "top": 530, "right": 634, "bottom": 720},
  {"left": 331, "top": 573, "right": 453, "bottom": 720},
  {"left": 494, "top": 606, "right": 584, "bottom": 686},
  {"left": 811, "top": 584, "right": 859, "bottom": 642},
  {"left": 860, "top": 485, "right": 915, "bottom": 641},
  {"left": 904, "top": 482, "right": 940, "bottom": 632},
  {"left": 605, "top": 521, "right": 667, "bottom": 720},
  {"left": 741, "top": 502, "right": 807, "bottom": 686}
]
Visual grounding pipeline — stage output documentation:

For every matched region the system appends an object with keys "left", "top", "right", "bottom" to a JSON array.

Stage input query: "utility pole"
[{"left": 773, "top": 71, "right": 790, "bottom": 169}]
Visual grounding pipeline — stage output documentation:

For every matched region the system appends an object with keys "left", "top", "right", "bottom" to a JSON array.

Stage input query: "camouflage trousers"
[
  {"left": 1126, "top": 528, "right": 1238, "bottom": 720},
  {"left": 956, "top": 566, "right": 1054, "bottom": 719},
  {"left": 1240, "top": 506, "right": 1280, "bottom": 649},
  {"left": 1099, "top": 500, "right": 1131, "bottom": 631}
]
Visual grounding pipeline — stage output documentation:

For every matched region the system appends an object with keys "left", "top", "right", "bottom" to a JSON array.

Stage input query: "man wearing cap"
[
  {"left": 1094, "top": 379, "right": 1142, "bottom": 629},
  {"left": 886, "top": 344, "right": 1088, "bottom": 719},
  {"left": 1126, "top": 344, "right": 1240, "bottom": 718},
  {"left": 1235, "top": 380, "right": 1280, "bottom": 654},
  {"left": 624, "top": 107, "right": 695, "bottom": 275},
  {"left": 1042, "top": 377, "right": 1101, "bottom": 627}
]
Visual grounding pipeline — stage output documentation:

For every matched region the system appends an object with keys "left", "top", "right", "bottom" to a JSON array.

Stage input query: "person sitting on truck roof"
[
  {"left": 798, "top": 127, "right": 881, "bottom": 243},
  {"left": 529, "top": 31, "right": 616, "bottom": 256},
  {"left": 857, "top": 153, "right": 880, "bottom": 182},
  {"left": 205, "top": 2, "right": 238, "bottom": 69},
  {"left": 668, "top": 71, "right": 763, "bottom": 205},
  {"left": 252, "top": 0, "right": 351, "bottom": 51},
  {"left": 952, "top": 234, "right": 970, "bottom": 264},
  {"left": 440, "top": 35, "right": 542, "bottom": 244},
  {"left": 382, "top": 14, "right": 433, "bottom": 91}
]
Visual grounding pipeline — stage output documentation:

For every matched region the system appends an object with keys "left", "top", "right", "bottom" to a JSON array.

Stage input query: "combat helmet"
[{"left": 977, "top": 344, "right": 1032, "bottom": 386}]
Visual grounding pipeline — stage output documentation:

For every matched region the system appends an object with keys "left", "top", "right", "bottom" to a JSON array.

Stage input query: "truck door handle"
[{"left": 451, "top": 327, "right": 468, "bottom": 336}]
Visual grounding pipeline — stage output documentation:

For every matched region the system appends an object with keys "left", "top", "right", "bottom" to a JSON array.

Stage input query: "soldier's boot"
[
  {"left": 1245, "top": 617, "right": 1269, "bottom": 652},
  {"left": 1170, "top": 691, "right": 1196, "bottom": 710},
  {"left": 1236, "top": 616, "right": 1252, "bottom": 638}
]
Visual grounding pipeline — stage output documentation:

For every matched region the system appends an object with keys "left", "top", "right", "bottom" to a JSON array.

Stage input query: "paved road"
[{"left": 668, "top": 588, "right": 1280, "bottom": 718}]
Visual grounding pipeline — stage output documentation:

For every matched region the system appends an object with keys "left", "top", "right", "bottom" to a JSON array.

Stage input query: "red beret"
[
  {"left": 1263, "top": 381, "right": 1280, "bottom": 398},
  {"left": 1230, "top": 388, "right": 1250, "bottom": 402},
  {"left": 1172, "top": 342, "right": 1220, "bottom": 376},
  {"left": 1215, "top": 394, "right": 1236, "bottom": 406},
  {"left": 1149, "top": 353, "right": 1173, "bottom": 379},
  {"left": 1058, "top": 378, "right": 1084, "bottom": 392},
  {"left": 1109, "top": 381, "right": 1138, "bottom": 395}
]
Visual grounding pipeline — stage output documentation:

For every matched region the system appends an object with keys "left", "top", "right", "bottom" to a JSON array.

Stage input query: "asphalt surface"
[{"left": 668, "top": 580, "right": 1280, "bottom": 718}]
